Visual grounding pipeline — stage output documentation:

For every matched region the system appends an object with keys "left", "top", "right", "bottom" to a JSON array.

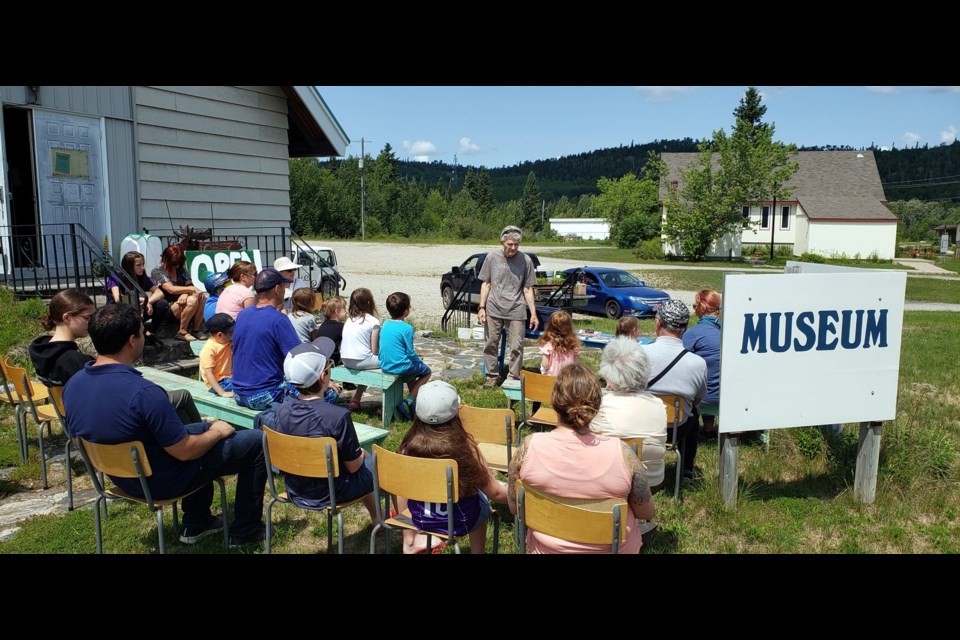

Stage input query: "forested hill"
[{"left": 380, "top": 138, "right": 960, "bottom": 204}]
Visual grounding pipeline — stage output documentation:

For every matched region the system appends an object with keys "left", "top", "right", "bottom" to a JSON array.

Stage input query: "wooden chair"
[
  {"left": 515, "top": 481, "right": 628, "bottom": 554},
  {"left": 77, "top": 438, "right": 229, "bottom": 554},
  {"left": 6, "top": 362, "right": 61, "bottom": 489},
  {"left": 369, "top": 444, "right": 500, "bottom": 554},
  {"left": 261, "top": 425, "right": 368, "bottom": 554},
  {"left": 0, "top": 357, "right": 50, "bottom": 463},
  {"left": 458, "top": 404, "right": 515, "bottom": 474},
  {"left": 622, "top": 437, "right": 644, "bottom": 459},
  {"left": 518, "top": 370, "right": 558, "bottom": 445},
  {"left": 653, "top": 393, "right": 686, "bottom": 500}
]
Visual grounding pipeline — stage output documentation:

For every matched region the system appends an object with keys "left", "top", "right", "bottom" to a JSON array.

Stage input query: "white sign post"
[{"left": 717, "top": 267, "right": 906, "bottom": 506}]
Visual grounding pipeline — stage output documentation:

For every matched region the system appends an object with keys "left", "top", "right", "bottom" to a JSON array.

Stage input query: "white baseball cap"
[{"left": 415, "top": 380, "right": 461, "bottom": 425}]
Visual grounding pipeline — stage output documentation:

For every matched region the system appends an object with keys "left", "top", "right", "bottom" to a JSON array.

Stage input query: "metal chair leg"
[
  {"left": 38, "top": 423, "right": 48, "bottom": 490},
  {"left": 156, "top": 508, "right": 166, "bottom": 554},
  {"left": 327, "top": 508, "right": 334, "bottom": 553},
  {"left": 66, "top": 439, "right": 74, "bottom": 511},
  {"left": 266, "top": 498, "right": 275, "bottom": 554},
  {"left": 94, "top": 496, "right": 104, "bottom": 554}
]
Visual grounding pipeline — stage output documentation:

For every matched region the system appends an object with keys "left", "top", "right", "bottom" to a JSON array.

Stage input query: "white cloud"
[
  {"left": 918, "top": 86, "right": 960, "bottom": 94},
  {"left": 903, "top": 132, "right": 921, "bottom": 146},
  {"left": 458, "top": 137, "right": 480, "bottom": 155},
  {"left": 401, "top": 140, "right": 438, "bottom": 159},
  {"left": 940, "top": 125, "right": 958, "bottom": 144},
  {"left": 634, "top": 86, "right": 695, "bottom": 102},
  {"left": 866, "top": 86, "right": 899, "bottom": 94}
]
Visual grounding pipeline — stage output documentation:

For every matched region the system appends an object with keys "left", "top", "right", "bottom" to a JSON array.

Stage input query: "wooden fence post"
[{"left": 854, "top": 421, "right": 883, "bottom": 504}]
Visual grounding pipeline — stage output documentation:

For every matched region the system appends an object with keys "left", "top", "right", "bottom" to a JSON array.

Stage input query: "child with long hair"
[
  {"left": 397, "top": 380, "right": 507, "bottom": 553},
  {"left": 615, "top": 316, "right": 640, "bottom": 340},
  {"left": 107, "top": 251, "right": 166, "bottom": 339},
  {"left": 538, "top": 309, "right": 580, "bottom": 376},
  {"left": 215, "top": 260, "right": 257, "bottom": 319},
  {"left": 288, "top": 287, "right": 319, "bottom": 343},
  {"left": 28, "top": 290, "right": 96, "bottom": 387},
  {"left": 341, "top": 288, "right": 381, "bottom": 412}
]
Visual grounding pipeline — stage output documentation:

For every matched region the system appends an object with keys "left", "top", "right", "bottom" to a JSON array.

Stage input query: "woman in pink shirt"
[
  {"left": 507, "top": 363, "right": 654, "bottom": 554},
  {"left": 215, "top": 261, "right": 256, "bottom": 320}
]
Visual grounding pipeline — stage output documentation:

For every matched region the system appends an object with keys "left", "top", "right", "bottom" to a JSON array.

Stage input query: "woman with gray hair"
[{"left": 591, "top": 337, "right": 668, "bottom": 489}]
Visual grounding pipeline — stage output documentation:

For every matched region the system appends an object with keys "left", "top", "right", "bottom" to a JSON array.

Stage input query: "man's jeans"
[
  {"left": 181, "top": 422, "right": 266, "bottom": 537},
  {"left": 483, "top": 316, "right": 525, "bottom": 381}
]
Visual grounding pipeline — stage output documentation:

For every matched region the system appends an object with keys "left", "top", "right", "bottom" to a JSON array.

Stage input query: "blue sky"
[{"left": 314, "top": 86, "right": 960, "bottom": 168}]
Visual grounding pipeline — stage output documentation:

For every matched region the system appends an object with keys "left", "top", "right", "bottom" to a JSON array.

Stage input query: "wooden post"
[
  {"left": 854, "top": 421, "right": 883, "bottom": 504},
  {"left": 719, "top": 432, "right": 740, "bottom": 509}
]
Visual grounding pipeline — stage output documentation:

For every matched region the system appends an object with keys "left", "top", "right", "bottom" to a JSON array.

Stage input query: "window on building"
[
  {"left": 780, "top": 205, "right": 790, "bottom": 230},
  {"left": 760, "top": 206, "right": 770, "bottom": 229},
  {"left": 742, "top": 205, "right": 750, "bottom": 219}
]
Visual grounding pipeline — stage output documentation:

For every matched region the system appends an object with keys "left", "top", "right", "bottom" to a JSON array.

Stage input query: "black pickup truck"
[{"left": 440, "top": 252, "right": 542, "bottom": 310}]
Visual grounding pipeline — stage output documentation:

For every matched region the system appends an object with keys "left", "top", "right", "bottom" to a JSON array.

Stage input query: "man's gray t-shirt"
[
  {"left": 478, "top": 250, "right": 536, "bottom": 321},
  {"left": 642, "top": 335, "right": 707, "bottom": 420}
]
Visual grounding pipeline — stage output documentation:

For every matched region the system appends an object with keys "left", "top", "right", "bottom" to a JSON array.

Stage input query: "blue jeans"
[
  {"left": 209, "top": 377, "right": 234, "bottom": 394},
  {"left": 234, "top": 381, "right": 296, "bottom": 411},
  {"left": 181, "top": 422, "right": 266, "bottom": 537}
]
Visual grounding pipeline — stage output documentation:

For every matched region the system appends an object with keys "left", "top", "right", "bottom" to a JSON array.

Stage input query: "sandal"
[
  {"left": 175, "top": 331, "right": 197, "bottom": 342},
  {"left": 413, "top": 540, "right": 447, "bottom": 555}
]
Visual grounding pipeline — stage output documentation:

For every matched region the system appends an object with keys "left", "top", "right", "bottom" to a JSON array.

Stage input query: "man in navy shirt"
[{"left": 64, "top": 303, "right": 267, "bottom": 547}]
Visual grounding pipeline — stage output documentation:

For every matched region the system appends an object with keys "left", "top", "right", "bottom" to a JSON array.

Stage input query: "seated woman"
[
  {"left": 397, "top": 380, "right": 507, "bottom": 554},
  {"left": 591, "top": 337, "right": 667, "bottom": 490},
  {"left": 507, "top": 363, "right": 654, "bottom": 554},
  {"left": 151, "top": 245, "right": 207, "bottom": 341},
  {"left": 29, "top": 290, "right": 95, "bottom": 387},
  {"left": 107, "top": 251, "right": 167, "bottom": 340},
  {"left": 215, "top": 260, "right": 257, "bottom": 320}
]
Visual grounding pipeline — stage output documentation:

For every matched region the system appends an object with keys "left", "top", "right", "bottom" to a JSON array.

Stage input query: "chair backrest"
[
  {"left": 0, "top": 358, "right": 18, "bottom": 404},
  {"left": 520, "top": 370, "right": 556, "bottom": 405},
  {"left": 518, "top": 482, "right": 628, "bottom": 550},
  {"left": 458, "top": 405, "right": 515, "bottom": 447},
  {"left": 653, "top": 393, "right": 685, "bottom": 426},
  {"left": 79, "top": 438, "right": 153, "bottom": 479},
  {"left": 371, "top": 444, "right": 458, "bottom": 504},
  {"left": 622, "top": 437, "right": 644, "bottom": 459},
  {"left": 7, "top": 362, "right": 42, "bottom": 417},
  {"left": 313, "top": 292, "right": 325, "bottom": 312},
  {"left": 262, "top": 425, "right": 339, "bottom": 478}
]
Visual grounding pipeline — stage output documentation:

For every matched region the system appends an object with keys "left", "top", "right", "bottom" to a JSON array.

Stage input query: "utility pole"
[
  {"left": 541, "top": 198, "right": 545, "bottom": 228},
  {"left": 769, "top": 181, "right": 779, "bottom": 261},
  {"left": 359, "top": 138, "right": 368, "bottom": 241}
]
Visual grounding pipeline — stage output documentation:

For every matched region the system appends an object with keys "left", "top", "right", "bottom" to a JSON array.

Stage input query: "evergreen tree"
[
  {"left": 733, "top": 87, "right": 769, "bottom": 145},
  {"left": 520, "top": 171, "right": 543, "bottom": 230}
]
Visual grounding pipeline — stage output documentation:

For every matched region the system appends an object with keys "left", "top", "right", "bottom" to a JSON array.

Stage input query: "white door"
[
  {"left": 0, "top": 122, "right": 10, "bottom": 274},
  {"left": 32, "top": 110, "right": 109, "bottom": 270}
]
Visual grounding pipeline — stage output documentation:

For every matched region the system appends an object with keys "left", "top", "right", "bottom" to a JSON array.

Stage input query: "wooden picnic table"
[{"left": 136, "top": 366, "right": 389, "bottom": 452}]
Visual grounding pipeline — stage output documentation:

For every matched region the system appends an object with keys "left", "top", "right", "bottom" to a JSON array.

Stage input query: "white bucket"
[
  {"left": 472, "top": 326, "right": 485, "bottom": 341},
  {"left": 457, "top": 327, "right": 472, "bottom": 340}
]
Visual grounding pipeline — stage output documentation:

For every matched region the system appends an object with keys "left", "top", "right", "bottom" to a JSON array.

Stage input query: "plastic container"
[
  {"left": 457, "top": 327, "right": 472, "bottom": 340},
  {"left": 472, "top": 326, "right": 485, "bottom": 340}
]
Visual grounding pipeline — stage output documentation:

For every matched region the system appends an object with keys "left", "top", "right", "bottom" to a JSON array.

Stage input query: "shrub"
[
  {"left": 633, "top": 238, "right": 663, "bottom": 261},
  {"left": 799, "top": 252, "right": 826, "bottom": 264}
]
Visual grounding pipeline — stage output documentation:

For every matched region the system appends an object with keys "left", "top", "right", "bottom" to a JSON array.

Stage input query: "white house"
[
  {"left": 660, "top": 151, "right": 898, "bottom": 260},
  {"left": 548, "top": 217, "right": 610, "bottom": 240}
]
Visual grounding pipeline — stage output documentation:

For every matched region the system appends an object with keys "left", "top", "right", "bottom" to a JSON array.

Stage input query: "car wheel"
[
  {"left": 321, "top": 279, "right": 337, "bottom": 298},
  {"left": 605, "top": 300, "right": 622, "bottom": 319},
  {"left": 441, "top": 286, "right": 455, "bottom": 310}
]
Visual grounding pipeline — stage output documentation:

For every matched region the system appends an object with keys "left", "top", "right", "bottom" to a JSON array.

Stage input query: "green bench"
[
  {"left": 136, "top": 366, "right": 388, "bottom": 452},
  {"left": 328, "top": 366, "right": 404, "bottom": 427}
]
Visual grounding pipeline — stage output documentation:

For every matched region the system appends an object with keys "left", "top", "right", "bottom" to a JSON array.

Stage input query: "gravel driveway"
[{"left": 308, "top": 241, "right": 960, "bottom": 327}]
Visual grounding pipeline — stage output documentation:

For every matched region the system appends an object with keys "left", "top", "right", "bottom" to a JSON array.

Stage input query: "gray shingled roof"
[{"left": 660, "top": 150, "right": 896, "bottom": 221}]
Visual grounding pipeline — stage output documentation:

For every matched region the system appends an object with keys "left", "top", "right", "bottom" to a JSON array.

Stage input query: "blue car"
[{"left": 561, "top": 267, "right": 670, "bottom": 319}]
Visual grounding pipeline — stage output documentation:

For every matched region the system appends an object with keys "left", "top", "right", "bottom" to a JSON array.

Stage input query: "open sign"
[{"left": 186, "top": 250, "right": 263, "bottom": 286}]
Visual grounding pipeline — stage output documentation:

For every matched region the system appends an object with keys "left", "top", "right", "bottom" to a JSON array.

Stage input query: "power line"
[
  {"left": 885, "top": 179, "right": 960, "bottom": 189},
  {"left": 883, "top": 173, "right": 960, "bottom": 186}
]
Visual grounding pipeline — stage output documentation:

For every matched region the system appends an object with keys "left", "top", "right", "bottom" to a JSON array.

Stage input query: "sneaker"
[
  {"left": 638, "top": 521, "right": 659, "bottom": 536},
  {"left": 229, "top": 525, "right": 266, "bottom": 548},
  {"left": 179, "top": 515, "right": 224, "bottom": 544},
  {"left": 396, "top": 397, "right": 415, "bottom": 421}
]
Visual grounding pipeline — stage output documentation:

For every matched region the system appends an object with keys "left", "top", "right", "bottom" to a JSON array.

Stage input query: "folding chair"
[
  {"left": 458, "top": 404, "right": 514, "bottom": 474},
  {"left": 653, "top": 393, "right": 687, "bottom": 500},
  {"left": 261, "top": 425, "right": 368, "bottom": 554},
  {"left": 77, "top": 438, "right": 229, "bottom": 554},
  {"left": 0, "top": 357, "right": 50, "bottom": 463},
  {"left": 517, "top": 370, "right": 558, "bottom": 445},
  {"left": 516, "top": 482, "right": 628, "bottom": 554},
  {"left": 7, "top": 362, "right": 61, "bottom": 488},
  {"left": 369, "top": 444, "right": 500, "bottom": 554}
]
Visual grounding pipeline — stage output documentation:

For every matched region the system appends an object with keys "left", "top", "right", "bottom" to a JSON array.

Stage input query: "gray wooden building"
[{"left": 0, "top": 86, "right": 348, "bottom": 280}]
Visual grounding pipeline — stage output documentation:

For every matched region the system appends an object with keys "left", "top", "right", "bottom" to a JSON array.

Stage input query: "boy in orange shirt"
[{"left": 200, "top": 313, "right": 235, "bottom": 398}]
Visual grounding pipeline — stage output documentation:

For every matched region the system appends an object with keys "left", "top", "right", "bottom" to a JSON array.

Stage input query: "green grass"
[
  {"left": 2, "top": 300, "right": 959, "bottom": 554},
  {"left": 905, "top": 277, "right": 960, "bottom": 304},
  {"left": 938, "top": 257, "right": 960, "bottom": 274}
]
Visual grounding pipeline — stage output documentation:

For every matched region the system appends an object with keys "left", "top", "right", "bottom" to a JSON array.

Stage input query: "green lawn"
[{"left": 1, "top": 298, "right": 958, "bottom": 554}]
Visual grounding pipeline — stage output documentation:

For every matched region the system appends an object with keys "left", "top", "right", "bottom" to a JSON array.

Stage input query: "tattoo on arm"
[
  {"left": 507, "top": 438, "right": 529, "bottom": 513},
  {"left": 622, "top": 442, "right": 652, "bottom": 505}
]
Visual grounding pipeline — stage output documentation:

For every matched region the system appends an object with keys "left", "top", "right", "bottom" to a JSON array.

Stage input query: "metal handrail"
[{"left": 440, "top": 271, "right": 476, "bottom": 332}]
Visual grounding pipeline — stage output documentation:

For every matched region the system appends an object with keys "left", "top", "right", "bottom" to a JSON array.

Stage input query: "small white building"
[
  {"left": 548, "top": 217, "right": 610, "bottom": 240},
  {"left": 660, "top": 151, "right": 898, "bottom": 260}
]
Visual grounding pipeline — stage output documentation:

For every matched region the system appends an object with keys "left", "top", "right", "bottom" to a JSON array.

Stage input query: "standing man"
[
  {"left": 231, "top": 267, "right": 301, "bottom": 411},
  {"left": 64, "top": 304, "right": 267, "bottom": 547},
  {"left": 477, "top": 225, "right": 539, "bottom": 388}
]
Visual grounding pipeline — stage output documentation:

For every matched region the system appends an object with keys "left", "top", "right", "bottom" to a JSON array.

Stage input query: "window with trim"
[
  {"left": 742, "top": 205, "right": 750, "bottom": 219},
  {"left": 780, "top": 205, "right": 790, "bottom": 230},
  {"left": 760, "top": 206, "right": 770, "bottom": 229}
]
